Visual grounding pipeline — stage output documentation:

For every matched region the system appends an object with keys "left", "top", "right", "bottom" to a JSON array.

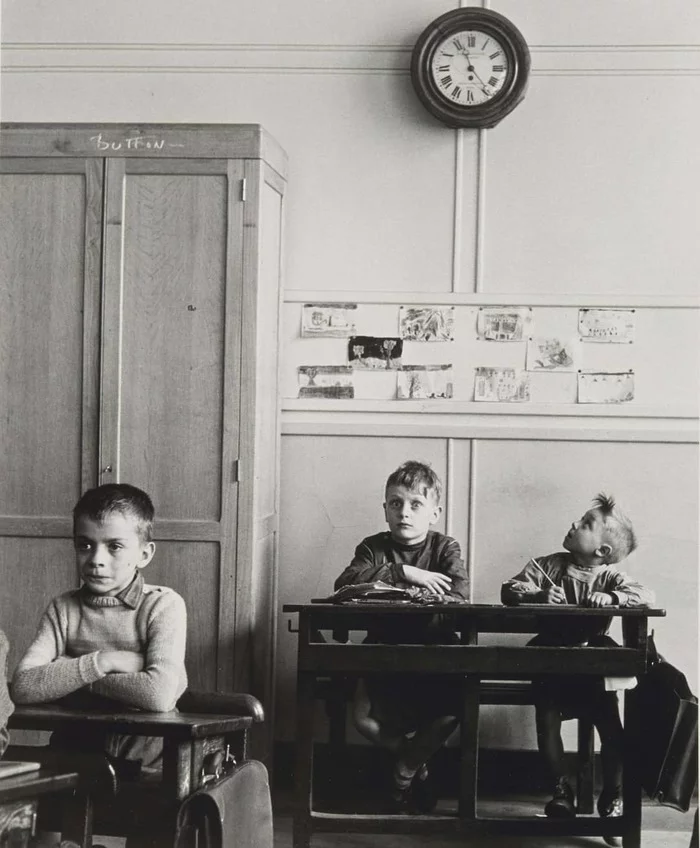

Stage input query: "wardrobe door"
[
  {"left": 101, "top": 158, "right": 245, "bottom": 691},
  {"left": 0, "top": 157, "right": 103, "bottom": 667}
]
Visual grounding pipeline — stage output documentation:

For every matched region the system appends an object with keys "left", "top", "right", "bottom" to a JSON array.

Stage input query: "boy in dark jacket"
[{"left": 335, "top": 461, "right": 469, "bottom": 812}]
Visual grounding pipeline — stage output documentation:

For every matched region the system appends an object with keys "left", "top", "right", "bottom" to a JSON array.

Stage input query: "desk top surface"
[
  {"left": 285, "top": 602, "right": 666, "bottom": 617},
  {"left": 0, "top": 767, "right": 79, "bottom": 802},
  {"left": 9, "top": 704, "right": 253, "bottom": 740}
]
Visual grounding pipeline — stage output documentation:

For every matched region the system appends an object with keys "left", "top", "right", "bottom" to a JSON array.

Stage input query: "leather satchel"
[
  {"left": 635, "top": 637, "right": 698, "bottom": 812},
  {"left": 174, "top": 759, "right": 273, "bottom": 848}
]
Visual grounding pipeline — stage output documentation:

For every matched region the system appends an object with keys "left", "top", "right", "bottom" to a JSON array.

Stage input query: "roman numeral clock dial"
[{"left": 411, "top": 8, "right": 530, "bottom": 129}]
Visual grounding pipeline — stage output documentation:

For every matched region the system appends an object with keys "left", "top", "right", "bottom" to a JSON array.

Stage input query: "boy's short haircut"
[
  {"left": 385, "top": 461, "right": 442, "bottom": 503},
  {"left": 73, "top": 483, "right": 155, "bottom": 542},
  {"left": 593, "top": 492, "right": 637, "bottom": 564}
]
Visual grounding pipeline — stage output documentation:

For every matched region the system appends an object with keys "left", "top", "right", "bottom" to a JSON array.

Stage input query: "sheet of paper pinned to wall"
[
  {"left": 301, "top": 303, "right": 357, "bottom": 337},
  {"left": 476, "top": 307, "right": 532, "bottom": 341},
  {"left": 298, "top": 365, "right": 354, "bottom": 398},
  {"left": 348, "top": 336, "right": 403, "bottom": 370},
  {"left": 578, "top": 308, "right": 635, "bottom": 343},
  {"left": 397, "top": 365, "right": 453, "bottom": 399},
  {"left": 474, "top": 367, "right": 531, "bottom": 402},
  {"left": 399, "top": 306, "right": 455, "bottom": 341},
  {"left": 578, "top": 371, "right": 635, "bottom": 403},
  {"left": 526, "top": 336, "right": 581, "bottom": 372}
]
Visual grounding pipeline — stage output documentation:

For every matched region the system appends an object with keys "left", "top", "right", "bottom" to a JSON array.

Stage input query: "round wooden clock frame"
[{"left": 410, "top": 7, "right": 531, "bottom": 129}]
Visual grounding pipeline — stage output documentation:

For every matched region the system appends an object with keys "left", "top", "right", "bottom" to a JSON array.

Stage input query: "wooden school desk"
[
  {"left": 284, "top": 602, "right": 666, "bottom": 848},
  {"left": 0, "top": 767, "right": 80, "bottom": 846},
  {"left": 8, "top": 702, "right": 256, "bottom": 847}
]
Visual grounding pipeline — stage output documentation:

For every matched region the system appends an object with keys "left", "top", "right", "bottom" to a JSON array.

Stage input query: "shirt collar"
[{"left": 118, "top": 571, "right": 145, "bottom": 608}]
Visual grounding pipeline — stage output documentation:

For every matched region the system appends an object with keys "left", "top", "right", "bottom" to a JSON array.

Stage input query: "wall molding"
[
  {"left": 283, "top": 400, "right": 697, "bottom": 418},
  {"left": 3, "top": 44, "right": 700, "bottom": 74},
  {"left": 281, "top": 411, "right": 698, "bottom": 444},
  {"left": 284, "top": 291, "right": 699, "bottom": 308}
]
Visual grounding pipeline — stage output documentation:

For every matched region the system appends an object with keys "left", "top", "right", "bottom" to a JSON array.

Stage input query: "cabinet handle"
[{"left": 101, "top": 465, "right": 113, "bottom": 474}]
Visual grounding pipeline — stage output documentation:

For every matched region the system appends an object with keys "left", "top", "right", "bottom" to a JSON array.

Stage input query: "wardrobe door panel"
[
  {"left": 0, "top": 160, "right": 102, "bottom": 517},
  {"left": 118, "top": 167, "right": 229, "bottom": 521},
  {"left": 0, "top": 538, "right": 76, "bottom": 670},
  {"left": 146, "top": 541, "right": 220, "bottom": 692}
]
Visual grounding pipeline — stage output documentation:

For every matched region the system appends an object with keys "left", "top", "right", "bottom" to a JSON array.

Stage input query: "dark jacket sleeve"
[
  {"left": 438, "top": 538, "right": 470, "bottom": 600},
  {"left": 334, "top": 538, "right": 405, "bottom": 589}
]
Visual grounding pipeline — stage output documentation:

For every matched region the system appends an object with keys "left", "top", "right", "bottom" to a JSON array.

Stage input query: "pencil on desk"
[{"left": 529, "top": 557, "right": 556, "bottom": 587}]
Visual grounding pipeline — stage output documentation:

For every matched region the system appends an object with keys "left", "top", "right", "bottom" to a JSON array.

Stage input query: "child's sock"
[{"left": 392, "top": 759, "right": 418, "bottom": 791}]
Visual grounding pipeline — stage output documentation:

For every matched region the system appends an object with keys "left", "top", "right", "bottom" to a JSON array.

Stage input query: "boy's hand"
[
  {"left": 587, "top": 592, "right": 615, "bottom": 608},
  {"left": 402, "top": 565, "right": 452, "bottom": 595},
  {"left": 543, "top": 585, "right": 568, "bottom": 605},
  {"left": 97, "top": 650, "right": 145, "bottom": 675}
]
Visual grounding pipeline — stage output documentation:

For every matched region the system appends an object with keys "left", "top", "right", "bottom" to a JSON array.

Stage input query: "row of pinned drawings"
[
  {"left": 296, "top": 303, "right": 637, "bottom": 402},
  {"left": 297, "top": 365, "right": 635, "bottom": 403},
  {"left": 301, "top": 303, "right": 636, "bottom": 345}
]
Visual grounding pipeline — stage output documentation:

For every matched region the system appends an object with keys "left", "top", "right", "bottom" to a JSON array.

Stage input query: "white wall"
[{"left": 2, "top": 0, "right": 698, "bottom": 751}]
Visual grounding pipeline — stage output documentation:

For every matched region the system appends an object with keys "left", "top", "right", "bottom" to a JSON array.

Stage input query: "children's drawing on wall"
[
  {"left": 397, "top": 365, "right": 453, "bottom": 399},
  {"left": 474, "top": 367, "right": 530, "bottom": 402},
  {"left": 399, "top": 306, "right": 455, "bottom": 341},
  {"left": 578, "top": 308, "right": 635, "bottom": 343},
  {"left": 348, "top": 336, "right": 403, "bottom": 370},
  {"left": 298, "top": 365, "right": 354, "bottom": 398},
  {"left": 301, "top": 303, "right": 357, "bottom": 337},
  {"left": 476, "top": 307, "right": 532, "bottom": 341},
  {"left": 578, "top": 371, "right": 635, "bottom": 404},
  {"left": 526, "top": 336, "right": 580, "bottom": 371}
]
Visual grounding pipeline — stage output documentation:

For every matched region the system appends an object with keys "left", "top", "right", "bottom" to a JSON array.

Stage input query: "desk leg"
[
  {"left": 59, "top": 791, "right": 93, "bottom": 848},
  {"left": 293, "top": 672, "right": 315, "bottom": 848},
  {"left": 164, "top": 738, "right": 192, "bottom": 802},
  {"left": 458, "top": 675, "right": 480, "bottom": 821},
  {"left": 622, "top": 686, "right": 642, "bottom": 848}
]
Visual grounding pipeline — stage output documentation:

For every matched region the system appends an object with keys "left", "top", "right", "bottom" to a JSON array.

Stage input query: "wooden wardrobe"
[{"left": 0, "top": 123, "right": 287, "bottom": 758}]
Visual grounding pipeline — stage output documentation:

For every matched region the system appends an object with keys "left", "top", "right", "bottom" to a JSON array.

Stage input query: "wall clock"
[{"left": 410, "top": 7, "right": 531, "bottom": 129}]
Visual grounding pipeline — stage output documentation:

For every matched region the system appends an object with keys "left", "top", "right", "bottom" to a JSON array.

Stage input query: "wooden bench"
[{"left": 317, "top": 676, "right": 595, "bottom": 814}]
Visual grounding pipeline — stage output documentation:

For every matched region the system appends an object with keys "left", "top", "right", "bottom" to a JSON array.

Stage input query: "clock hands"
[{"left": 458, "top": 46, "right": 493, "bottom": 98}]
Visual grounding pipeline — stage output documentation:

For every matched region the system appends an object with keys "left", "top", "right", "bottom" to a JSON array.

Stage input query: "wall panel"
[
  {"left": 0, "top": 538, "right": 77, "bottom": 674},
  {"left": 481, "top": 75, "right": 700, "bottom": 296},
  {"left": 281, "top": 300, "right": 698, "bottom": 413}
]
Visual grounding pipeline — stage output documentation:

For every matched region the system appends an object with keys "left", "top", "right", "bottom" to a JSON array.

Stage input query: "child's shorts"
[
  {"left": 366, "top": 674, "right": 461, "bottom": 736},
  {"left": 528, "top": 633, "right": 622, "bottom": 720}
]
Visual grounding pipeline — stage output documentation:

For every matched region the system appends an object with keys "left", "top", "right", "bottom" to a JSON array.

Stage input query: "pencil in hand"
[{"left": 529, "top": 558, "right": 556, "bottom": 587}]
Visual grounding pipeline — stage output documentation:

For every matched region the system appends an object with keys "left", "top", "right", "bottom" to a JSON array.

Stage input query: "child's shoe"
[
  {"left": 597, "top": 789, "right": 623, "bottom": 847},
  {"left": 544, "top": 776, "right": 575, "bottom": 818},
  {"left": 388, "top": 763, "right": 436, "bottom": 814}
]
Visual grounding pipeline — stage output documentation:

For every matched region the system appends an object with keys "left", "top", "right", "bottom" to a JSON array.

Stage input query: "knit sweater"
[
  {"left": 11, "top": 573, "right": 187, "bottom": 712},
  {"left": 0, "top": 629, "right": 14, "bottom": 729}
]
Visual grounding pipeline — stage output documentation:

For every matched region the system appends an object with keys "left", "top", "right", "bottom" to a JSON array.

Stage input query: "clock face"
[{"left": 430, "top": 30, "right": 511, "bottom": 107}]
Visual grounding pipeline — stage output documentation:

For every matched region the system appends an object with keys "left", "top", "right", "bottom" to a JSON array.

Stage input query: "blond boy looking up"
[{"left": 502, "top": 493, "right": 654, "bottom": 846}]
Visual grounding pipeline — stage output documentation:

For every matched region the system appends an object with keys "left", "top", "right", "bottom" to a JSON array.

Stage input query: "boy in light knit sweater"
[
  {"left": 11, "top": 483, "right": 187, "bottom": 777},
  {"left": 0, "top": 629, "right": 13, "bottom": 758}
]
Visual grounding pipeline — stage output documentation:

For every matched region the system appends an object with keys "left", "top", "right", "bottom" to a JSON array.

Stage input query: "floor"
[
  {"left": 272, "top": 794, "right": 697, "bottom": 848},
  {"left": 59, "top": 792, "right": 699, "bottom": 847}
]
